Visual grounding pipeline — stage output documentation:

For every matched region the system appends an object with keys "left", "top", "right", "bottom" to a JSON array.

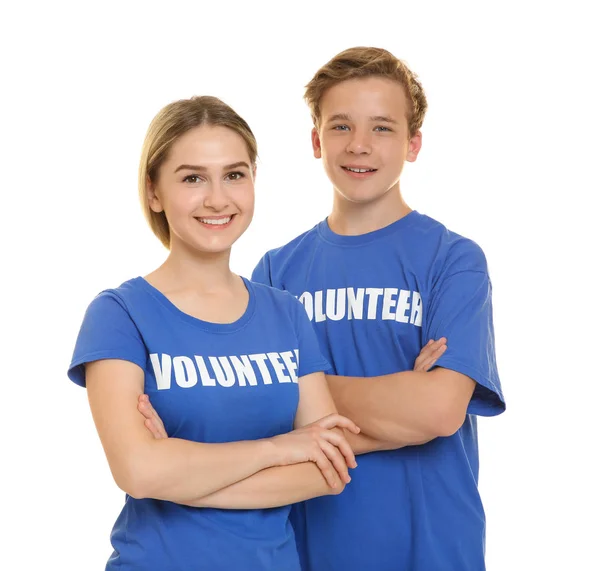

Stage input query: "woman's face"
[{"left": 148, "top": 124, "right": 255, "bottom": 256}]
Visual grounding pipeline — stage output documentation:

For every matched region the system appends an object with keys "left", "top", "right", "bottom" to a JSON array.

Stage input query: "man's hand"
[{"left": 413, "top": 338, "right": 447, "bottom": 372}]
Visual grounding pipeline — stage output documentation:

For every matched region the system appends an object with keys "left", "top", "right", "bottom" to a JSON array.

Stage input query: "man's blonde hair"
[{"left": 305, "top": 47, "right": 427, "bottom": 137}]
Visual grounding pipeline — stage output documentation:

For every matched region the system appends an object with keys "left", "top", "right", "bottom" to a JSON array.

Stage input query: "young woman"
[{"left": 67, "top": 96, "right": 361, "bottom": 571}]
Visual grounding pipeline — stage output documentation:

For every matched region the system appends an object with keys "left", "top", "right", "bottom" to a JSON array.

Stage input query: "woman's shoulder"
[{"left": 84, "top": 276, "right": 157, "bottom": 318}]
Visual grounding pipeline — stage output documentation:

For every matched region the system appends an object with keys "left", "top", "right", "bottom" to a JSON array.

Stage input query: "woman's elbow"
[
  {"left": 113, "top": 469, "right": 147, "bottom": 499},
  {"left": 111, "top": 454, "right": 155, "bottom": 499}
]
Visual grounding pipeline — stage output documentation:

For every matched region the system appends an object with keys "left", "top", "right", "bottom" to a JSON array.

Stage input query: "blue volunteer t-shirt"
[
  {"left": 252, "top": 211, "right": 505, "bottom": 571},
  {"left": 68, "top": 276, "right": 329, "bottom": 571}
]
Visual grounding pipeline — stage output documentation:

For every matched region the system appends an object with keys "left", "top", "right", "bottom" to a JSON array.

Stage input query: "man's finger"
[{"left": 424, "top": 345, "right": 447, "bottom": 370}]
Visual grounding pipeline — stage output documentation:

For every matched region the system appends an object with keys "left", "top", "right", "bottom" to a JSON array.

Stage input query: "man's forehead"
[
  {"left": 321, "top": 79, "right": 409, "bottom": 116},
  {"left": 324, "top": 112, "right": 400, "bottom": 124}
]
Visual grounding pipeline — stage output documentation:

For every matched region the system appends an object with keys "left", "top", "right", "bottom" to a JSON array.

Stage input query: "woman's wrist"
[{"left": 256, "top": 436, "right": 282, "bottom": 469}]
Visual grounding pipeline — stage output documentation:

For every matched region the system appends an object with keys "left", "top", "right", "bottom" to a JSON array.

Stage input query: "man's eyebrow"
[
  {"left": 174, "top": 161, "right": 250, "bottom": 173},
  {"left": 369, "top": 115, "right": 398, "bottom": 124},
  {"left": 324, "top": 113, "right": 398, "bottom": 124},
  {"left": 325, "top": 113, "right": 352, "bottom": 123}
]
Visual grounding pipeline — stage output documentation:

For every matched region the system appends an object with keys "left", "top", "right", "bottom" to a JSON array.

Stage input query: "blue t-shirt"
[
  {"left": 68, "top": 276, "right": 329, "bottom": 571},
  {"left": 252, "top": 211, "right": 505, "bottom": 571}
]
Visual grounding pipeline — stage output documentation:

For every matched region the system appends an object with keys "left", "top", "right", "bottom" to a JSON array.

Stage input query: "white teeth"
[
  {"left": 198, "top": 217, "right": 232, "bottom": 225},
  {"left": 345, "top": 167, "right": 374, "bottom": 173}
]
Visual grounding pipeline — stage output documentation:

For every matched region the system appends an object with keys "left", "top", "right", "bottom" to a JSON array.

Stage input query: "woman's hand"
[
  {"left": 138, "top": 396, "right": 359, "bottom": 489},
  {"left": 138, "top": 394, "right": 168, "bottom": 439},
  {"left": 269, "top": 414, "right": 360, "bottom": 489}
]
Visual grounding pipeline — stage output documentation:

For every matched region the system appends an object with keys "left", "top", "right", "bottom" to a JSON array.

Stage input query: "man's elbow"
[
  {"left": 428, "top": 371, "right": 474, "bottom": 437},
  {"left": 430, "top": 405, "right": 468, "bottom": 437}
]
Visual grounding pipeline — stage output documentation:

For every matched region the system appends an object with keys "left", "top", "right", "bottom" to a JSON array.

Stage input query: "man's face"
[{"left": 312, "top": 76, "right": 422, "bottom": 205}]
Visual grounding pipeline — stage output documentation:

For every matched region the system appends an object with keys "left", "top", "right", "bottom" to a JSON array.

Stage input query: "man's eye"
[
  {"left": 333, "top": 125, "right": 350, "bottom": 131},
  {"left": 374, "top": 126, "right": 391, "bottom": 132}
]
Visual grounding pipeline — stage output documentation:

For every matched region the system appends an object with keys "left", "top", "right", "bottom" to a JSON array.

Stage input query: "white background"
[{"left": 2, "top": 1, "right": 598, "bottom": 569}]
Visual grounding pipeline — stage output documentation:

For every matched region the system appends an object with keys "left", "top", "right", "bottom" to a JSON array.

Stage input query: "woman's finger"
[
  {"left": 312, "top": 448, "right": 339, "bottom": 488},
  {"left": 319, "top": 440, "right": 350, "bottom": 484},
  {"left": 138, "top": 400, "right": 154, "bottom": 419},
  {"left": 320, "top": 429, "right": 357, "bottom": 469},
  {"left": 144, "top": 418, "right": 163, "bottom": 440},
  {"left": 149, "top": 403, "right": 166, "bottom": 432},
  {"left": 138, "top": 401, "right": 168, "bottom": 438},
  {"left": 315, "top": 414, "right": 360, "bottom": 434},
  {"left": 140, "top": 397, "right": 167, "bottom": 432}
]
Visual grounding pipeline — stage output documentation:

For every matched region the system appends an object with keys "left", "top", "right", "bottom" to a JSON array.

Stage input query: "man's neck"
[{"left": 328, "top": 187, "right": 412, "bottom": 236}]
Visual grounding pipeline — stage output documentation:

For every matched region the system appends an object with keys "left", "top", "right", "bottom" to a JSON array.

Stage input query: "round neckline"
[
  {"left": 317, "top": 210, "right": 421, "bottom": 247},
  {"left": 134, "top": 275, "right": 256, "bottom": 333}
]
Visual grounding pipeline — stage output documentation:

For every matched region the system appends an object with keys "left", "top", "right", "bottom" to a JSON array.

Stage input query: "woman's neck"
[{"left": 147, "top": 246, "right": 237, "bottom": 295}]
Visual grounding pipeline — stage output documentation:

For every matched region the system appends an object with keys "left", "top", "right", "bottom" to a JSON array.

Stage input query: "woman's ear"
[{"left": 147, "top": 177, "right": 164, "bottom": 213}]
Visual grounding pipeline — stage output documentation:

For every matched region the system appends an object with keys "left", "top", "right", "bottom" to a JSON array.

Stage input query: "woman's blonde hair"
[
  {"left": 305, "top": 47, "right": 428, "bottom": 137},
  {"left": 138, "top": 96, "right": 257, "bottom": 248}
]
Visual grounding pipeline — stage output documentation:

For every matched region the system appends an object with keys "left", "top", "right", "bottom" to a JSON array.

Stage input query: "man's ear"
[
  {"left": 406, "top": 130, "right": 423, "bottom": 163},
  {"left": 146, "top": 178, "right": 163, "bottom": 213},
  {"left": 311, "top": 127, "right": 322, "bottom": 159}
]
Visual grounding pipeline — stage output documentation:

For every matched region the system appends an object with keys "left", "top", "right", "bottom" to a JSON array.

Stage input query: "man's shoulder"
[
  {"left": 251, "top": 222, "right": 323, "bottom": 288},
  {"left": 263, "top": 222, "right": 321, "bottom": 259},
  {"left": 414, "top": 212, "right": 488, "bottom": 274},
  {"left": 247, "top": 279, "right": 305, "bottom": 319}
]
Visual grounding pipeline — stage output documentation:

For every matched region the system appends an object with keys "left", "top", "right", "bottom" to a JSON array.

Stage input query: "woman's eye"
[
  {"left": 226, "top": 172, "right": 244, "bottom": 181},
  {"left": 183, "top": 175, "right": 201, "bottom": 183}
]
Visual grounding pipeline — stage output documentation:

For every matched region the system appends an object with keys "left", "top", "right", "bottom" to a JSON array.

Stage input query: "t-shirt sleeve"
[
  {"left": 251, "top": 253, "right": 274, "bottom": 287},
  {"left": 291, "top": 296, "right": 331, "bottom": 378},
  {"left": 424, "top": 245, "right": 505, "bottom": 417},
  {"left": 67, "top": 291, "right": 148, "bottom": 387}
]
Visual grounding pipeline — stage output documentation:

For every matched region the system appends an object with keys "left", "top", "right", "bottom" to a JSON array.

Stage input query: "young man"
[{"left": 250, "top": 47, "right": 505, "bottom": 571}]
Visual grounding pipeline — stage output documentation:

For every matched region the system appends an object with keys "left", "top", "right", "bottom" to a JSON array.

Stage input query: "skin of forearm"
[
  {"left": 184, "top": 431, "right": 433, "bottom": 510},
  {"left": 327, "top": 371, "right": 450, "bottom": 445},
  {"left": 344, "top": 430, "right": 427, "bottom": 455},
  {"left": 182, "top": 461, "right": 344, "bottom": 509},
  {"left": 182, "top": 427, "right": 352, "bottom": 509},
  {"left": 125, "top": 437, "right": 277, "bottom": 502}
]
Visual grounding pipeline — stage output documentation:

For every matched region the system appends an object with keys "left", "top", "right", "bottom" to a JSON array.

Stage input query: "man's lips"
[{"left": 341, "top": 166, "right": 378, "bottom": 178}]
